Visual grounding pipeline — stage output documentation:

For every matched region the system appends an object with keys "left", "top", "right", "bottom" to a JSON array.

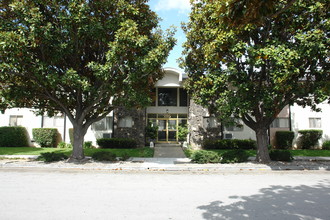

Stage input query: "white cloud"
[{"left": 155, "top": 0, "right": 191, "bottom": 13}]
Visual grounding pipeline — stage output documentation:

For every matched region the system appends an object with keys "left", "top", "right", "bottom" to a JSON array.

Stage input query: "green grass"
[
  {"left": 0, "top": 147, "right": 154, "bottom": 158},
  {"left": 184, "top": 149, "right": 330, "bottom": 158}
]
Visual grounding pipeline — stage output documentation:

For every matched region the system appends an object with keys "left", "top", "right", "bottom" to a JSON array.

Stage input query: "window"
[
  {"left": 43, "top": 116, "right": 64, "bottom": 127},
  {"left": 158, "top": 88, "right": 177, "bottom": 106},
  {"left": 179, "top": 88, "right": 188, "bottom": 106},
  {"left": 309, "top": 118, "right": 321, "bottom": 128},
  {"left": 119, "top": 116, "right": 134, "bottom": 128},
  {"left": 92, "top": 117, "right": 113, "bottom": 131},
  {"left": 9, "top": 115, "right": 23, "bottom": 126},
  {"left": 270, "top": 118, "right": 290, "bottom": 128},
  {"left": 203, "top": 117, "right": 219, "bottom": 128},
  {"left": 225, "top": 118, "right": 244, "bottom": 131}
]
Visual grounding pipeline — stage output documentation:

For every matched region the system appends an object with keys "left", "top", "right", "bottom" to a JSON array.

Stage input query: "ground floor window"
[
  {"left": 147, "top": 113, "right": 187, "bottom": 143},
  {"left": 92, "top": 116, "right": 113, "bottom": 131},
  {"left": 270, "top": 118, "right": 290, "bottom": 128},
  {"left": 9, "top": 115, "right": 23, "bottom": 126},
  {"left": 309, "top": 117, "right": 321, "bottom": 128}
]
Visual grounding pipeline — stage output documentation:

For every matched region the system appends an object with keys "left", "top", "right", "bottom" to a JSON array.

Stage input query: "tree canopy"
[
  {"left": 0, "top": 0, "right": 175, "bottom": 160},
  {"left": 181, "top": 0, "right": 329, "bottom": 163}
]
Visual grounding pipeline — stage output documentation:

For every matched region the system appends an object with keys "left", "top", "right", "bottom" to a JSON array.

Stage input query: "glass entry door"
[{"left": 157, "top": 119, "right": 177, "bottom": 143}]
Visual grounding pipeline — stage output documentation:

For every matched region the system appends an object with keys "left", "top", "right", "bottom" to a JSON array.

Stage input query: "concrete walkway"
[{"left": 153, "top": 144, "right": 186, "bottom": 158}]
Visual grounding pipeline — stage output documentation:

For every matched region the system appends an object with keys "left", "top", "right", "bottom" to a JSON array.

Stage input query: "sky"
[{"left": 147, "top": 0, "right": 191, "bottom": 71}]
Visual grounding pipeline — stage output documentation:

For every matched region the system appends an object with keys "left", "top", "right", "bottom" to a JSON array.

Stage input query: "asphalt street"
[{"left": 0, "top": 169, "right": 329, "bottom": 220}]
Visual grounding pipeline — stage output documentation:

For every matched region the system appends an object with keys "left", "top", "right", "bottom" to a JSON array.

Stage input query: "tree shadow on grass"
[{"left": 198, "top": 180, "right": 330, "bottom": 220}]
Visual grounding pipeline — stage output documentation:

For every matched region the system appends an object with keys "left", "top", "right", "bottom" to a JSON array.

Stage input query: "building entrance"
[{"left": 147, "top": 114, "right": 187, "bottom": 143}]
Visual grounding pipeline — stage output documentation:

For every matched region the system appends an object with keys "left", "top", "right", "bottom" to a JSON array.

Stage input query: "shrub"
[
  {"left": 322, "top": 140, "right": 330, "bottom": 150},
  {"left": 120, "top": 153, "right": 130, "bottom": 161},
  {"left": 38, "top": 152, "right": 68, "bottom": 162},
  {"left": 203, "top": 139, "right": 256, "bottom": 150},
  {"left": 190, "top": 150, "right": 220, "bottom": 164},
  {"left": 269, "top": 150, "right": 293, "bottom": 162},
  {"left": 220, "top": 149, "right": 249, "bottom": 163},
  {"left": 145, "top": 122, "right": 158, "bottom": 140},
  {"left": 32, "top": 128, "right": 58, "bottom": 148},
  {"left": 84, "top": 141, "right": 93, "bottom": 149},
  {"left": 57, "top": 141, "right": 72, "bottom": 148},
  {"left": 0, "top": 126, "right": 29, "bottom": 147},
  {"left": 275, "top": 131, "right": 294, "bottom": 149},
  {"left": 178, "top": 125, "right": 189, "bottom": 142},
  {"left": 298, "top": 130, "right": 323, "bottom": 149},
  {"left": 97, "top": 138, "right": 137, "bottom": 149},
  {"left": 92, "top": 151, "right": 117, "bottom": 162}
]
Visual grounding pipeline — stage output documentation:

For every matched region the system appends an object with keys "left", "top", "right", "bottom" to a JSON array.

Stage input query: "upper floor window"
[
  {"left": 119, "top": 116, "right": 134, "bottom": 128},
  {"left": 154, "top": 88, "right": 188, "bottom": 107},
  {"left": 158, "top": 88, "right": 177, "bottom": 106},
  {"left": 92, "top": 117, "right": 113, "bottom": 131},
  {"left": 9, "top": 115, "right": 23, "bottom": 126},
  {"left": 309, "top": 117, "right": 321, "bottom": 128},
  {"left": 270, "top": 118, "right": 289, "bottom": 128},
  {"left": 43, "top": 116, "right": 64, "bottom": 127}
]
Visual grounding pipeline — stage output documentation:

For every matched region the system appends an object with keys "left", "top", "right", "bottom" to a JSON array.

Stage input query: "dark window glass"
[
  {"left": 158, "top": 88, "right": 177, "bottom": 106},
  {"left": 179, "top": 88, "right": 188, "bottom": 106}
]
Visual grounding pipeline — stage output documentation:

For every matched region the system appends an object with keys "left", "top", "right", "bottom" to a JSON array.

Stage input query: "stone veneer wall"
[
  {"left": 113, "top": 107, "right": 146, "bottom": 147},
  {"left": 188, "top": 100, "right": 222, "bottom": 149}
]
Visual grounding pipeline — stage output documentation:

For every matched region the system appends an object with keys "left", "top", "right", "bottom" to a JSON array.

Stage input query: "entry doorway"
[
  {"left": 147, "top": 114, "right": 187, "bottom": 143},
  {"left": 158, "top": 119, "right": 177, "bottom": 142}
]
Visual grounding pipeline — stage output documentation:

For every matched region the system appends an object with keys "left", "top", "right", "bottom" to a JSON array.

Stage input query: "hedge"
[
  {"left": 0, "top": 126, "right": 29, "bottom": 147},
  {"left": 191, "top": 150, "right": 220, "bottom": 164},
  {"left": 97, "top": 138, "right": 137, "bottom": 149},
  {"left": 322, "top": 140, "right": 330, "bottom": 150},
  {"left": 298, "top": 130, "right": 323, "bottom": 149},
  {"left": 275, "top": 131, "right": 294, "bottom": 150},
  {"left": 203, "top": 139, "right": 256, "bottom": 150},
  {"left": 269, "top": 150, "right": 293, "bottom": 162},
  {"left": 32, "top": 128, "right": 58, "bottom": 148},
  {"left": 220, "top": 149, "right": 249, "bottom": 163}
]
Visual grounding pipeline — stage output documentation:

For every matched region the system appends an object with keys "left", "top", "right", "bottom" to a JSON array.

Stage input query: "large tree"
[
  {"left": 181, "top": 0, "right": 329, "bottom": 163},
  {"left": 0, "top": 0, "right": 175, "bottom": 160}
]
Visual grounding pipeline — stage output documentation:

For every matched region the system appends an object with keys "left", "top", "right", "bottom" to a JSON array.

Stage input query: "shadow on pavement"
[{"left": 197, "top": 180, "right": 330, "bottom": 220}]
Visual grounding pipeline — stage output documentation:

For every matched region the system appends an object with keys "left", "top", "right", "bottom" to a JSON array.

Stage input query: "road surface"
[{"left": 0, "top": 169, "right": 329, "bottom": 220}]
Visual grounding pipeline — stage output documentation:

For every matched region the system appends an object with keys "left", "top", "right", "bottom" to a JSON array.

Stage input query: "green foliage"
[
  {"left": 120, "top": 153, "right": 130, "bottom": 161},
  {"left": 145, "top": 122, "right": 158, "bottom": 140},
  {"left": 69, "top": 128, "right": 74, "bottom": 146},
  {"left": 181, "top": 0, "right": 329, "bottom": 163},
  {"left": 38, "top": 152, "right": 68, "bottom": 163},
  {"left": 275, "top": 131, "right": 294, "bottom": 150},
  {"left": 191, "top": 150, "right": 220, "bottom": 164},
  {"left": 32, "top": 128, "right": 58, "bottom": 148},
  {"left": 298, "top": 130, "right": 323, "bottom": 149},
  {"left": 97, "top": 138, "right": 137, "bottom": 149},
  {"left": 0, "top": 0, "right": 175, "bottom": 160},
  {"left": 92, "top": 151, "right": 117, "bottom": 162},
  {"left": 220, "top": 149, "right": 249, "bottom": 163},
  {"left": 322, "top": 140, "right": 330, "bottom": 150},
  {"left": 84, "top": 141, "right": 93, "bottom": 149},
  {"left": 203, "top": 139, "right": 256, "bottom": 150},
  {"left": 57, "top": 142, "right": 72, "bottom": 149},
  {"left": 269, "top": 150, "right": 293, "bottom": 162},
  {"left": 0, "top": 126, "right": 29, "bottom": 147},
  {"left": 178, "top": 124, "right": 189, "bottom": 142}
]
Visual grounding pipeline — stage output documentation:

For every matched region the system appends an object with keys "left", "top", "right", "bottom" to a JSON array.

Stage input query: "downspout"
[
  {"left": 41, "top": 115, "right": 44, "bottom": 128},
  {"left": 63, "top": 113, "right": 67, "bottom": 142},
  {"left": 289, "top": 105, "right": 292, "bottom": 131}
]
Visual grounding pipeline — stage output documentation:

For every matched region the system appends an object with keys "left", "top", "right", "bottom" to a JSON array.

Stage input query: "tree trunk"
[
  {"left": 255, "top": 128, "right": 271, "bottom": 163},
  {"left": 70, "top": 124, "right": 86, "bottom": 161}
]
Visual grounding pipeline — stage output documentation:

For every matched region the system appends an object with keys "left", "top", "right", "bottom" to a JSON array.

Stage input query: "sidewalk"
[{"left": 1, "top": 155, "right": 330, "bottom": 171}]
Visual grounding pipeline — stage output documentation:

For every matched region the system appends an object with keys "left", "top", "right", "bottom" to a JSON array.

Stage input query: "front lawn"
[
  {"left": 0, "top": 147, "right": 154, "bottom": 158},
  {"left": 184, "top": 149, "right": 330, "bottom": 158}
]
